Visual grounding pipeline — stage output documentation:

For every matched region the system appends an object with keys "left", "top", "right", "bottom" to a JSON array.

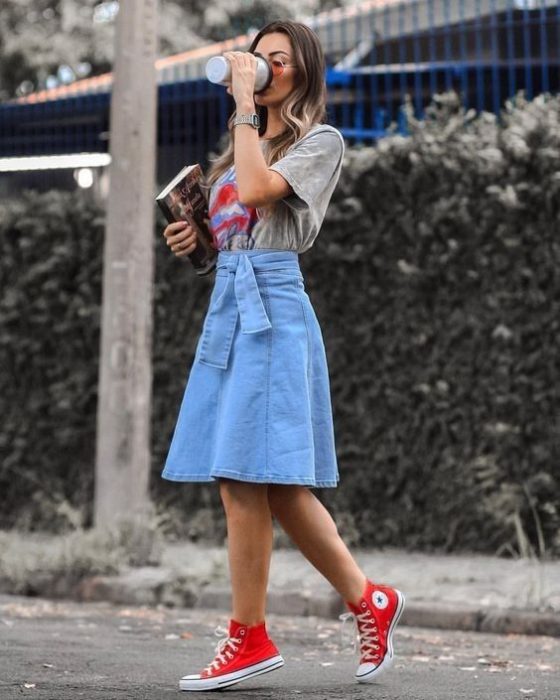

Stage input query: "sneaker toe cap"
[
  {"left": 180, "top": 673, "right": 202, "bottom": 681},
  {"left": 356, "top": 661, "right": 379, "bottom": 677},
  {"left": 356, "top": 655, "right": 394, "bottom": 682}
]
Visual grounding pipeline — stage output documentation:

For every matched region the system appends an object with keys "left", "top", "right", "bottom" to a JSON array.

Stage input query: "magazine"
[{"left": 156, "top": 164, "right": 217, "bottom": 276}]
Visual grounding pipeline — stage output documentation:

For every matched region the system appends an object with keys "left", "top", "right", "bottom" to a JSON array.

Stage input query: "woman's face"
[{"left": 253, "top": 32, "right": 298, "bottom": 108}]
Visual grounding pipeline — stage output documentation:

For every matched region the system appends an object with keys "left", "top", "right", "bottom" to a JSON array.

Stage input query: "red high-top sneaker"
[
  {"left": 179, "top": 619, "right": 284, "bottom": 691},
  {"left": 343, "top": 580, "right": 405, "bottom": 683}
]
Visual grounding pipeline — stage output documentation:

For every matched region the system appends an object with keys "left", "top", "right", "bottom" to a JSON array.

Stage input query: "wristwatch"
[{"left": 233, "top": 113, "right": 260, "bottom": 129}]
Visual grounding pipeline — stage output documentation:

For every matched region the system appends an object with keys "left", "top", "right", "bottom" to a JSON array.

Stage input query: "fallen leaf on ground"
[
  {"left": 118, "top": 608, "right": 165, "bottom": 622},
  {"left": 3, "top": 602, "right": 62, "bottom": 618}
]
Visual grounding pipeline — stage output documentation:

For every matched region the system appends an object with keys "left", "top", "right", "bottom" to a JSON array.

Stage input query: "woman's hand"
[
  {"left": 223, "top": 51, "right": 257, "bottom": 111},
  {"left": 163, "top": 221, "right": 197, "bottom": 258}
]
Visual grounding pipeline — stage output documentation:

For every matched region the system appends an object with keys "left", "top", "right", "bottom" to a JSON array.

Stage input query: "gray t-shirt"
[{"left": 208, "top": 123, "right": 345, "bottom": 253}]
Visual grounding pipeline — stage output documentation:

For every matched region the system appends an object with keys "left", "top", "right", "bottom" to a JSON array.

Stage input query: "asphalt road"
[{"left": 1, "top": 594, "right": 558, "bottom": 700}]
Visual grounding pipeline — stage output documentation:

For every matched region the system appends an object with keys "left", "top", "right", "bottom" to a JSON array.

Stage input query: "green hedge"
[
  {"left": 313, "top": 93, "right": 560, "bottom": 556},
  {"left": 1, "top": 92, "right": 558, "bottom": 556},
  {"left": 0, "top": 192, "right": 104, "bottom": 530}
]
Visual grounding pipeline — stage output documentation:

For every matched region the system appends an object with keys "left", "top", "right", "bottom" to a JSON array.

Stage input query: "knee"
[
  {"left": 267, "top": 484, "right": 307, "bottom": 517},
  {"left": 219, "top": 479, "right": 269, "bottom": 517}
]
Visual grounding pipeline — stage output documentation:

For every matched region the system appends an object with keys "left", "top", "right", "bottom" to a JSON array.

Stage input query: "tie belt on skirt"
[{"left": 197, "top": 248, "right": 302, "bottom": 371}]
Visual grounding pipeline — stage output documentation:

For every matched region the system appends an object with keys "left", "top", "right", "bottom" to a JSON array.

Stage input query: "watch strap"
[{"left": 233, "top": 113, "right": 260, "bottom": 129}]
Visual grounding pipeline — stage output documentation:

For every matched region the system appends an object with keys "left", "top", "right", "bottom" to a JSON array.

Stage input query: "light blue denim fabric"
[
  {"left": 161, "top": 249, "right": 339, "bottom": 488},
  {"left": 197, "top": 252, "right": 275, "bottom": 370}
]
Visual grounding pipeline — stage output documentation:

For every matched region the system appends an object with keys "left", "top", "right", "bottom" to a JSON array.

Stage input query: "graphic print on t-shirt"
[{"left": 209, "top": 167, "right": 260, "bottom": 250}]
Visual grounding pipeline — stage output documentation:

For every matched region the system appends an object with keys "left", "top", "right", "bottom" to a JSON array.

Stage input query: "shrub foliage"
[
  {"left": 313, "top": 93, "right": 560, "bottom": 556},
  {"left": 1, "top": 93, "right": 558, "bottom": 556}
]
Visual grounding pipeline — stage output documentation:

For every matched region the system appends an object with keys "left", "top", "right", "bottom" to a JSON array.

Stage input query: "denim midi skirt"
[{"left": 161, "top": 249, "right": 339, "bottom": 488}]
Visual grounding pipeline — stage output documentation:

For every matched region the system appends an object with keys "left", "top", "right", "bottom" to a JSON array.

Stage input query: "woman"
[{"left": 161, "top": 19, "right": 404, "bottom": 693}]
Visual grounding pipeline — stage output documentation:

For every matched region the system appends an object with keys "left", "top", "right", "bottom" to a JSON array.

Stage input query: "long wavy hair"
[{"left": 205, "top": 20, "right": 328, "bottom": 193}]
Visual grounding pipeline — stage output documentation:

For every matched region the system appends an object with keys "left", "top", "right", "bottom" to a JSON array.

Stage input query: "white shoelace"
[
  {"left": 339, "top": 611, "right": 381, "bottom": 662},
  {"left": 204, "top": 626, "right": 243, "bottom": 673}
]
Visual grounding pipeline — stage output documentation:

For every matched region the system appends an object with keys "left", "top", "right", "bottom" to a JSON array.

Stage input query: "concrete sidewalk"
[{"left": 73, "top": 542, "right": 560, "bottom": 638}]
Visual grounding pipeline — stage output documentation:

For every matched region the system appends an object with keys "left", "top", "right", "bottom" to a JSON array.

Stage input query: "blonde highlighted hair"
[{"left": 205, "top": 20, "right": 328, "bottom": 193}]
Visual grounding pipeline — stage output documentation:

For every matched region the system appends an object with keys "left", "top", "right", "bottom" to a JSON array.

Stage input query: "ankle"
[
  {"left": 346, "top": 575, "right": 369, "bottom": 607},
  {"left": 231, "top": 616, "right": 266, "bottom": 629}
]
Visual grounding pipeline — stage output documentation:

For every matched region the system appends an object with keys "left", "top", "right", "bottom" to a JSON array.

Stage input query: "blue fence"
[
  {"left": 326, "top": 0, "right": 560, "bottom": 141},
  {"left": 0, "top": 0, "right": 559, "bottom": 179}
]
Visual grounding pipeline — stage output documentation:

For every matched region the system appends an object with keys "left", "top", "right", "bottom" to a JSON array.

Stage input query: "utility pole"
[{"left": 94, "top": 0, "right": 159, "bottom": 528}]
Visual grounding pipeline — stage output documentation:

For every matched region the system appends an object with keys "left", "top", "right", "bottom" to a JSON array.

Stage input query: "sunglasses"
[
  {"left": 253, "top": 52, "right": 296, "bottom": 77},
  {"left": 269, "top": 57, "right": 297, "bottom": 77}
]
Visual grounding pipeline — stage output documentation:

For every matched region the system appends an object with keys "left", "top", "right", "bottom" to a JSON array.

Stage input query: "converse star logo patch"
[{"left": 372, "top": 590, "right": 389, "bottom": 609}]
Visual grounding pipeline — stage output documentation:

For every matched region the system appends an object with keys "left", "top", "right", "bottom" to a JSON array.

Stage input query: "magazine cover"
[{"left": 156, "top": 164, "right": 217, "bottom": 276}]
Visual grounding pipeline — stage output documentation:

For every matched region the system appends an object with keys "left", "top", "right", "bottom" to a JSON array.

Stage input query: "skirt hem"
[{"left": 161, "top": 469, "right": 339, "bottom": 488}]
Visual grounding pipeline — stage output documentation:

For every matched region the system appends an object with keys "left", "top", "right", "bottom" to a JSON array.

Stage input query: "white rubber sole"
[
  {"left": 356, "top": 589, "right": 406, "bottom": 683},
  {"left": 180, "top": 654, "right": 285, "bottom": 691}
]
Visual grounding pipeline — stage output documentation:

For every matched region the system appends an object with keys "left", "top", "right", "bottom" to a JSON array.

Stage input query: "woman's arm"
[
  {"left": 224, "top": 51, "right": 293, "bottom": 208},
  {"left": 234, "top": 120, "right": 293, "bottom": 207}
]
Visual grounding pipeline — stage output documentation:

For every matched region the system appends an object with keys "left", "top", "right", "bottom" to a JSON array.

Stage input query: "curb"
[
  {"left": 196, "top": 586, "right": 560, "bottom": 638},
  {"left": 400, "top": 600, "right": 560, "bottom": 638},
  {"left": 68, "top": 569, "right": 560, "bottom": 638},
  {"left": 3, "top": 567, "right": 559, "bottom": 639}
]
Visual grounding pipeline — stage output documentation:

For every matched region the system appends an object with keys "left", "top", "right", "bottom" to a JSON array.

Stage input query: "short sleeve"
[{"left": 269, "top": 127, "right": 344, "bottom": 211}]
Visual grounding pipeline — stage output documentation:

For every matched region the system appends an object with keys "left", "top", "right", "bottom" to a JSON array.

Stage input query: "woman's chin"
[{"left": 255, "top": 93, "right": 280, "bottom": 108}]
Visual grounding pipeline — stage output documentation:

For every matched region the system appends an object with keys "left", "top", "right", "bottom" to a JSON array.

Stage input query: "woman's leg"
[
  {"left": 267, "top": 484, "right": 366, "bottom": 605},
  {"left": 219, "top": 478, "right": 274, "bottom": 625},
  {"left": 179, "top": 480, "right": 282, "bottom": 691},
  {"left": 267, "top": 485, "right": 405, "bottom": 686}
]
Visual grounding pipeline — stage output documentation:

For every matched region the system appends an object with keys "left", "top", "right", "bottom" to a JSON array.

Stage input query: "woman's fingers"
[
  {"left": 223, "top": 50, "right": 251, "bottom": 62},
  {"left": 174, "top": 238, "right": 197, "bottom": 257},
  {"left": 167, "top": 226, "right": 195, "bottom": 245},
  {"left": 223, "top": 51, "right": 257, "bottom": 74},
  {"left": 163, "top": 220, "right": 189, "bottom": 238},
  {"left": 172, "top": 232, "right": 197, "bottom": 257},
  {"left": 163, "top": 221, "right": 193, "bottom": 244},
  {"left": 162, "top": 221, "right": 198, "bottom": 256},
  {"left": 223, "top": 51, "right": 257, "bottom": 104}
]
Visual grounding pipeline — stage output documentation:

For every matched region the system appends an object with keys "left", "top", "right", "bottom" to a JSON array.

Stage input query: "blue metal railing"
[
  {"left": 326, "top": 0, "right": 560, "bottom": 141},
  {"left": 0, "top": 0, "right": 559, "bottom": 167}
]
